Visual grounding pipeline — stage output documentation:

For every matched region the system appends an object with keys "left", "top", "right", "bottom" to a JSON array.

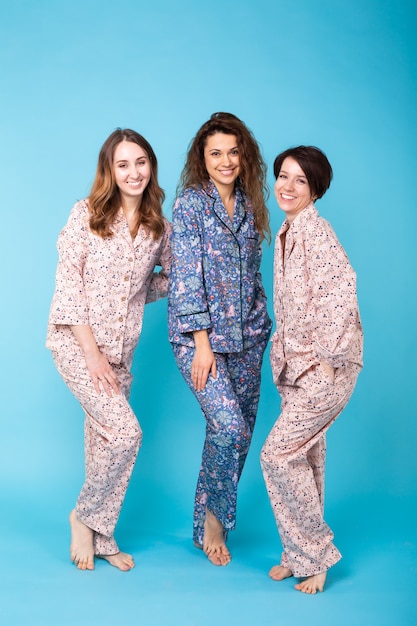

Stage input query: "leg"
[
  {"left": 261, "top": 363, "right": 360, "bottom": 587},
  {"left": 173, "top": 344, "right": 265, "bottom": 565},
  {"left": 54, "top": 351, "right": 142, "bottom": 571},
  {"left": 307, "top": 436, "right": 326, "bottom": 512},
  {"left": 68, "top": 509, "right": 94, "bottom": 570},
  {"left": 227, "top": 340, "right": 268, "bottom": 480}
]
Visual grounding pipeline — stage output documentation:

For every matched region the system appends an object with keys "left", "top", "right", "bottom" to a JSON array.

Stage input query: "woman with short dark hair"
[{"left": 261, "top": 146, "right": 363, "bottom": 593}]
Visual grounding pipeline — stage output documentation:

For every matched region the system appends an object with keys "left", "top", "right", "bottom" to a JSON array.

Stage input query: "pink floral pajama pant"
[
  {"left": 53, "top": 348, "right": 142, "bottom": 556},
  {"left": 261, "top": 362, "right": 360, "bottom": 577}
]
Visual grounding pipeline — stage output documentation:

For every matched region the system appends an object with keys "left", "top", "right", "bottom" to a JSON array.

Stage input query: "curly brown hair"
[
  {"left": 178, "top": 112, "right": 270, "bottom": 242},
  {"left": 89, "top": 128, "right": 165, "bottom": 239}
]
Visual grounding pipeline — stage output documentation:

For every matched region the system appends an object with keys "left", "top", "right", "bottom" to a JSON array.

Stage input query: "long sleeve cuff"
[{"left": 177, "top": 311, "right": 211, "bottom": 334}]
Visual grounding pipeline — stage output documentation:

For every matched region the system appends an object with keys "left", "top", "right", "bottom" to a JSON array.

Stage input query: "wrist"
[{"left": 193, "top": 329, "right": 211, "bottom": 350}]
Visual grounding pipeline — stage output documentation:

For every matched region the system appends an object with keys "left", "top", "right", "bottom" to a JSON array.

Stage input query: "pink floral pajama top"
[
  {"left": 46, "top": 199, "right": 172, "bottom": 365},
  {"left": 270, "top": 203, "right": 363, "bottom": 386}
]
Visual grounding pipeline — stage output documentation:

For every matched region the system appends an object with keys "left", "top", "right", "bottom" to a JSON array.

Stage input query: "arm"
[
  {"left": 49, "top": 202, "right": 90, "bottom": 326},
  {"left": 170, "top": 191, "right": 216, "bottom": 391},
  {"left": 254, "top": 241, "right": 268, "bottom": 311},
  {"left": 169, "top": 191, "right": 211, "bottom": 333},
  {"left": 146, "top": 220, "right": 173, "bottom": 304},
  {"left": 308, "top": 220, "right": 362, "bottom": 369},
  {"left": 191, "top": 329, "right": 217, "bottom": 391},
  {"left": 51, "top": 202, "right": 119, "bottom": 395}
]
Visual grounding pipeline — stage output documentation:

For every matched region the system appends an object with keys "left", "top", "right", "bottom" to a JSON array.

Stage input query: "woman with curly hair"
[
  {"left": 47, "top": 128, "right": 171, "bottom": 571},
  {"left": 168, "top": 112, "right": 272, "bottom": 565}
]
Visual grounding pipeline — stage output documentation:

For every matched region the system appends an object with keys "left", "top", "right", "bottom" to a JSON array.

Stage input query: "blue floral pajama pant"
[
  {"left": 52, "top": 346, "right": 142, "bottom": 556},
  {"left": 172, "top": 339, "right": 268, "bottom": 546},
  {"left": 261, "top": 362, "right": 361, "bottom": 577}
]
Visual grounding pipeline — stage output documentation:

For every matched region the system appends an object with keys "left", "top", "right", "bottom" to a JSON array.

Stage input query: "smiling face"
[
  {"left": 203, "top": 132, "right": 241, "bottom": 194},
  {"left": 274, "top": 157, "right": 315, "bottom": 223},
  {"left": 113, "top": 140, "right": 151, "bottom": 206}
]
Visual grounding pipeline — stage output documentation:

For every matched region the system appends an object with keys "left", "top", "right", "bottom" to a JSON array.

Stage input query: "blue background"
[{"left": 1, "top": 1, "right": 416, "bottom": 624}]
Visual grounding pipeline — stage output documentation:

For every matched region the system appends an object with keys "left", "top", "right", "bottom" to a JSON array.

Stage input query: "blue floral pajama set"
[{"left": 168, "top": 182, "right": 272, "bottom": 546}]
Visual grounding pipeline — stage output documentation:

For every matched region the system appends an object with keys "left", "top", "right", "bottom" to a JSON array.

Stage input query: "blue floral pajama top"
[{"left": 168, "top": 181, "right": 272, "bottom": 351}]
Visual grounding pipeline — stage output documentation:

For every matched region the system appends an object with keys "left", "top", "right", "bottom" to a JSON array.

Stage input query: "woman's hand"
[
  {"left": 85, "top": 351, "right": 120, "bottom": 396},
  {"left": 320, "top": 360, "right": 335, "bottom": 383},
  {"left": 192, "top": 330, "right": 217, "bottom": 392},
  {"left": 70, "top": 325, "right": 120, "bottom": 396}
]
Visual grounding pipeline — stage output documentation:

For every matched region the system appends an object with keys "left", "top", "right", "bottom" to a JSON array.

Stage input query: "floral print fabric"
[
  {"left": 47, "top": 199, "right": 172, "bottom": 366},
  {"left": 53, "top": 347, "right": 141, "bottom": 555},
  {"left": 173, "top": 340, "right": 268, "bottom": 546},
  {"left": 269, "top": 203, "right": 363, "bottom": 386},
  {"left": 261, "top": 362, "right": 360, "bottom": 576},
  {"left": 262, "top": 203, "right": 363, "bottom": 577},
  {"left": 168, "top": 182, "right": 272, "bottom": 352},
  {"left": 47, "top": 199, "right": 171, "bottom": 554},
  {"left": 168, "top": 182, "right": 271, "bottom": 544}
]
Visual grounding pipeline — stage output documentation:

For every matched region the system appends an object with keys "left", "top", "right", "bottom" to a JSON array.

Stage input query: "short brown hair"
[{"left": 273, "top": 146, "right": 332, "bottom": 200}]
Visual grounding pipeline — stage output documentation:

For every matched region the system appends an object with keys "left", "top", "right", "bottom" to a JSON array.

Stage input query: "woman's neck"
[
  {"left": 121, "top": 197, "right": 141, "bottom": 238},
  {"left": 213, "top": 181, "right": 235, "bottom": 220},
  {"left": 121, "top": 196, "right": 141, "bottom": 219}
]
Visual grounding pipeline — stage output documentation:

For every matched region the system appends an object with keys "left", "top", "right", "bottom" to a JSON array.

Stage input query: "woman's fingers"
[
  {"left": 192, "top": 368, "right": 208, "bottom": 391},
  {"left": 94, "top": 368, "right": 120, "bottom": 396}
]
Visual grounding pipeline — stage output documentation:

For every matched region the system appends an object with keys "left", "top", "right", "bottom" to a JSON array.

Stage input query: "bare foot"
[
  {"left": 295, "top": 571, "right": 327, "bottom": 594},
  {"left": 269, "top": 565, "right": 293, "bottom": 581},
  {"left": 69, "top": 509, "right": 94, "bottom": 570},
  {"left": 203, "top": 509, "right": 231, "bottom": 566},
  {"left": 98, "top": 551, "right": 135, "bottom": 571}
]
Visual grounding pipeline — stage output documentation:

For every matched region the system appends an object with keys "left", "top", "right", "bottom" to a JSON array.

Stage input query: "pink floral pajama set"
[
  {"left": 261, "top": 203, "right": 363, "bottom": 577},
  {"left": 47, "top": 200, "right": 171, "bottom": 556}
]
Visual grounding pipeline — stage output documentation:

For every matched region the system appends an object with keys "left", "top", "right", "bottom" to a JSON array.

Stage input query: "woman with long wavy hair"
[
  {"left": 47, "top": 128, "right": 171, "bottom": 571},
  {"left": 168, "top": 112, "right": 272, "bottom": 565}
]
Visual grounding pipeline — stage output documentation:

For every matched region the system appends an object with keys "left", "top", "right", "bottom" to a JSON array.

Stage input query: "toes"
[
  {"left": 269, "top": 565, "right": 292, "bottom": 581},
  {"left": 119, "top": 562, "right": 131, "bottom": 571},
  {"left": 72, "top": 554, "right": 94, "bottom": 570},
  {"left": 204, "top": 545, "right": 231, "bottom": 566},
  {"left": 295, "top": 574, "right": 325, "bottom": 594},
  {"left": 99, "top": 552, "right": 135, "bottom": 571},
  {"left": 207, "top": 553, "right": 224, "bottom": 566}
]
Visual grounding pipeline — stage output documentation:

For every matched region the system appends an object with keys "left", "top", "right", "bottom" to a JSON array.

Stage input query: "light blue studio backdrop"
[{"left": 1, "top": 0, "right": 416, "bottom": 624}]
